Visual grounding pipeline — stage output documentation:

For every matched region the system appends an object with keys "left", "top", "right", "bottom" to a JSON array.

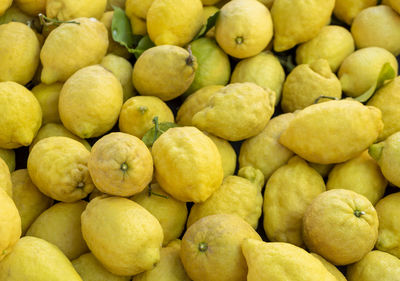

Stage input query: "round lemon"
[
  {"left": 31, "top": 83, "right": 63, "bottom": 125},
  {"left": 125, "top": 0, "right": 153, "bottom": 19},
  {"left": 0, "top": 4, "right": 34, "bottom": 24},
  {"left": 333, "top": 0, "right": 377, "bottom": 25},
  {"left": 204, "top": 132, "right": 236, "bottom": 177},
  {"left": 14, "top": 0, "right": 45, "bottom": 15},
  {"left": 46, "top": 0, "right": 107, "bottom": 20}
]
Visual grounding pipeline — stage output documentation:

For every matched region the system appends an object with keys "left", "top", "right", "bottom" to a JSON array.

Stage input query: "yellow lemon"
[
  {"left": 271, "top": 0, "right": 335, "bottom": 52},
  {"left": 125, "top": 0, "right": 153, "bottom": 19},
  {"left": 0, "top": 158, "right": 12, "bottom": 197},
  {"left": 59, "top": 65, "right": 123, "bottom": 139},
  {"left": 119, "top": 96, "right": 174, "bottom": 139},
  {"left": 181, "top": 214, "right": 261, "bottom": 281},
  {"left": 40, "top": 17, "right": 108, "bottom": 84},
  {"left": 14, "top": 0, "right": 45, "bottom": 15},
  {"left": 133, "top": 45, "right": 197, "bottom": 101},
  {"left": 0, "top": 0, "right": 12, "bottom": 15},
  {"left": 215, "top": 0, "right": 273, "bottom": 58},
  {"left": 0, "top": 21, "right": 40, "bottom": 85},
  {"left": 88, "top": 132, "right": 153, "bottom": 197},
  {"left": 147, "top": 0, "right": 203, "bottom": 46},
  {"left": 31, "top": 83, "right": 63, "bottom": 125},
  {"left": 310, "top": 253, "right": 347, "bottom": 281},
  {"left": 0, "top": 148, "right": 15, "bottom": 172},
  {"left": 204, "top": 132, "right": 236, "bottom": 177},
  {"left": 296, "top": 25, "right": 355, "bottom": 72},
  {"left": 81, "top": 196, "right": 164, "bottom": 276},
  {"left": 333, "top": 0, "right": 377, "bottom": 25},
  {"left": 46, "top": 0, "right": 107, "bottom": 20},
  {"left": 0, "top": 82, "right": 42, "bottom": 149},
  {"left": 279, "top": 99, "right": 383, "bottom": 164},
  {"left": 192, "top": 82, "right": 275, "bottom": 141},
  {"left": 152, "top": 126, "right": 223, "bottom": 202},
  {"left": 11, "top": 169, "right": 53, "bottom": 234},
  {"left": 26, "top": 201, "right": 89, "bottom": 260},
  {"left": 0, "top": 4, "right": 34, "bottom": 24},
  {"left": 303, "top": 189, "right": 379, "bottom": 265},
  {"left": 27, "top": 136, "right": 95, "bottom": 202}
]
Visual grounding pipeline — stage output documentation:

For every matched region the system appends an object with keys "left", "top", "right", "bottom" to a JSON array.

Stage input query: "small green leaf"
[
  {"left": 193, "top": 11, "right": 220, "bottom": 40},
  {"left": 111, "top": 6, "right": 141, "bottom": 52},
  {"left": 142, "top": 117, "right": 179, "bottom": 147},
  {"left": 134, "top": 35, "right": 155, "bottom": 59},
  {"left": 355, "top": 62, "right": 396, "bottom": 103}
]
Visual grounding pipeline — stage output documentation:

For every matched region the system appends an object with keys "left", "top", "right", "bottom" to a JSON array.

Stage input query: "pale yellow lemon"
[
  {"left": 333, "top": 0, "right": 377, "bottom": 25},
  {"left": 31, "top": 83, "right": 63, "bottom": 125}
]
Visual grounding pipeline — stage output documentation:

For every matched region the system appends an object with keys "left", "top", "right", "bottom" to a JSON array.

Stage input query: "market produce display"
[{"left": 1, "top": 0, "right": 400, "bottom": 280}]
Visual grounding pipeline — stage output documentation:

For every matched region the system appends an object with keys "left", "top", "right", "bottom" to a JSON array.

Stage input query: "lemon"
[
  {"left": 131, "top": 183, "right": 188, "bottom": 246},
  {"left": 59, "top": 65, "right": 123, "bottom": 139},
  {"left": 100, "top": 54, "right": 135, "bottom": 102},
  {"left": 31, "top": 83, "right": 63, "bottom": 125},
  {"left": 347, "top": 250, "right": 400, "bottom": 281},
  {"left": 338, "top": 47, "right": 398, "bottom": 98},
  {"left": 296, "top": 25, "right": 355, "bottom": 72},
  {"left": 231, "top": 51, "right": 285, "bottom": 105},
  {"left": 0, "top": 22, "right": 40, "bottom": 85},
  {"left": 327, "top": 150, "right": 387, "bottom": 205},
  {"left": 133, "top": 45, "right": 197, "bottom": 101},
  {"left": 29, "top": 123, "right": 91, "bottom": 152},
  {"left": 192, "top": 82, "right": 275, "bottom": 141},
  {"left": 125, "top": 0, "right": 153, "bottom": 19},
  {"left": 352, "top": 5, "right": 400, "bottom": 56},
  {"left": 0, "top": 4, "right": 34, "bottom": 24},
  {"left": 0, "top": 148, "right": 15, "bottom": 172},
  {"left": 263, "top": 156, "right": 325, "bottom": 247},
  {"left": 271, "top": 0, "right": 335, "bottom": 52},
  {"left": 0, "top": 188, "right": 20, "bottom": 262},
  {"left": 280, "top": 99, "right": 383, "bottom": 164},
  {"left": 88, "top": 132, "right": 153, "bottom": 197},
  {"left": 185, "top": 37, "right": 230, "bottom": 96},
  {"left": 27, "top": 136, "right": 95, "bottom": 202},
  {"left": 303, "top": 189, "right": 379, "bottom": 265},
  {"left": 128, "top": 13, "right": 147, "bottom": 35},
  {"left": 0, "top": 158, "right": 12, "bottom": 197},
  {"left": 281, "top": 59, "right": 342, "bottom": 113},
  {"left": 40, "top": 17, "right": 108, "bottom": 84},
  {"left": 26, "top": 201, "right": 89, "bottom": 260},
  {"left": 310, "top": 253, "right": 347, "bottom": 281},
  {"left": 204, "top": 132, "right": 236, "bottom": 177},
  {"left": 152, "top": 126, "right": 223, "bottom": 202},
  {"left": 333, "top": 0, "right": 377, "bottom": 25},
  {"left": 387, "top": 0, "right": 400, "bottom": 14},
  {"left": 11, "top": 169, "right": 53, "bottom": 235},
  {"left": 368, "top": 76, "right": 400, "bottom": 141},
  {"left": 81, "top": 196, "right": 164, "bottom": 276},
  {"left": 46, "top": 0, "right": 107, "bottom": 20},
  {"left": 239, "top": 113, "right": 294, "bottom": 181},
  {"left": 0, "top": 236, "right": 83, "bottom": 281},
  {"left": 176, "top": 85, "right": 223, "bottom": 126},
  {"left": 242, "top": 239, "right": 337, "bottom": 281},
  {"left": 0, "top": 82, "right": 42, "bottom": 149},
  {"left": 72, "top": 253, "right": 130, "bottom": 281},
  {"left": 119, "top": 96, "right": 174, "bottom": 139},
  {"left": 181, "top": 214, "right": 261, "bottom": 281},
  {"left": 0, "top": 0, "right": 12, "bottom": 15},
  {"left": 369, "top": 132, "right": 400, "bottom": 188},
  {"left": 147, "top": 0, "right": 203, "bottom": 46},
  {"left": 374, "top": 192, "right": 400, "bottom": 258},
  {"left": 132, "top": 240, "right": 191, "bottom": 281},
  {"left": 14, "top": 0, "right": 45, "bottom": 15},
  {"left": 215, "top": 0, "right": 273, "bottom": 58}
]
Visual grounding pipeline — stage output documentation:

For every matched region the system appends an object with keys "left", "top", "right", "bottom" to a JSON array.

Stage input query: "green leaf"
[
  {"left": 142, "top": 117, "right": 179, "bottom": 147},
  {"left": 355, "top": 62, "right": 396, "bottom": 103},
  {"left": 111, "top": 6, "right": 141, "bottom": 52},
  {"left": 193, "top": 11, "right": 220, "bottom": 40},
  {"left": 134, "top": 35, "right": 155, "bottom": 59}
]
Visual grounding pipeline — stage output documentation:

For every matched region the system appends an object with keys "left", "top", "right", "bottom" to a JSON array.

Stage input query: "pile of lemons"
[{"left": 1, "top": 0, "right": 400, "bottom": 280}]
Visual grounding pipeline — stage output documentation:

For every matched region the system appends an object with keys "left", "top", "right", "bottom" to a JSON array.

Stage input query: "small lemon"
[
  {"left": 46, "top": 0, "right": 107, "bottom": 20},
  {"left": 333, "top": 0, "right": 377, "bottom": 25},
  {"left": 152, "top": 126, "right": 223, "bottom": 202},
  {"left": 279, "top": 99, "right": 383, "bottom": 164},
  {"left": 181, "top": 214, "right": 262, "bottom": 281},
  {"left": 0, "top": 4, "right": 34, "bottom": 24},
  {"left": 0, "top": 158, "right": 12, "bottom": 197},
  {"left": 26, "top": 201, "right": 89, "bottom": 260},
  {"left": 338, "top": 47, "right": 398, "bottom": 98},
  {"left": 271, "top": 0, "right": 335, "bottom": 52},
  {"left": 242, "top": 239, "right": 337, "bottom": 281},
  {"left": 11, "top": 169, "right": 53, "bottom": 234},
  {"left": 0, "top": 22, "right": 40, "bottom": 85},
  {"left": 128, "top": 13, "right": 147, "bottom": 35},
  {"left": 14, "top": 0, "right": 45, "bottom": 15},
  {"left": 31, "top": 83, "right": 63, "bottom": 125},
  {"left": 310, "top": 253, "right": 347, "bottom": 281},
  {"left": 133, "top": 45, "right": 197, "bottom": 101},
  {"left": 204, "top": 132, "right": 236, "bottom": 177},
  {"left": 231, "top": 51, "right": 285, "bottom": 105},
  {"left": 125, "top": 0, "right": 153, "bottom": 19},
  {"left": 131, "top": 183, "right": 188, "bottom": 246},
  {"left": 0, "top": 82, "right": 42, "bottom": 149},
  {"left": 215, "top": 0, "right": 273, "bottom": 58},
  {"left": 59, "top": 65, "right": 123, "bottom": 139},
  {"left": 0, "top": 148, "right": 15, "bottom": 172},
  {"left": 281, "top": 59, "right": 342, "bottom": 113},
  {"left": 119, "top": 96, "right": 174, "bottom": 139},
  {"left": 192, "top": 82, "right": 275, "bottom": 141},
  {"left": 81, "top": 196, "right": 164, "bottom": 276},
  {"left": 303, "top": 189, "right": 379, "bottom": 265},
  {"left": 296, "top": 25, "right": 355, "bottom": 72},
  {"left": 88, "top": 132, "right": 153, "bottom": 197},
  {"left": 27, "top": 136, "right": 95, "bottom": 202},
  {"left": 72, "top": 253, "right": 130, "bottom": 281},
  {"left": 147, "top": 0, "right": 203, "bottom": 46},
  {"left": 40, "top": 17, "right": 108, "bottom": 84}
]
